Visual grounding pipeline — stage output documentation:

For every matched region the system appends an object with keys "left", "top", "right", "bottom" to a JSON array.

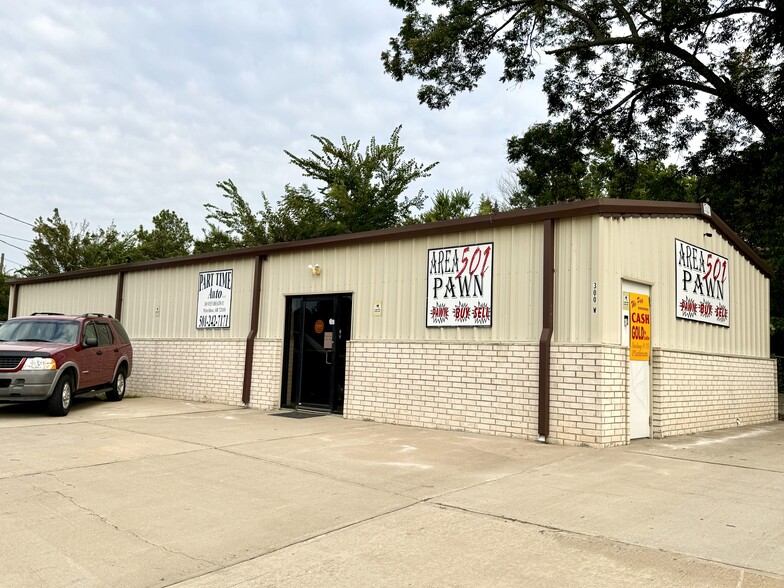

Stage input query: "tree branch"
[
  {"left": 610, "top": 0, "right": 639, "bottom": 38},
  {"left": 545, "top": 34, "right": 778, "bottom": 137}
]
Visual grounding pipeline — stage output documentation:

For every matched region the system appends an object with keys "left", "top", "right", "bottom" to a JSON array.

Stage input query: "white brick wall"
[
  {"left": 344, "top": 341, "right": 629, "bottom": 447},
  {"left": 249, "top": 339, "right": 283, "bottom": 409},
  {"left": 127, "top": 339, "right": 247, "bottom": 405},
  {"left": 126, "top": 338, "right": 778, "bottom": 447},
  {"left": 549, "top": 345, "right": 628, "bottom": 447},
  {"left": 127, "top": 338, "right": 283, "bottom": 408},
  {"left": 652, "top": 349, "right": 777, "bottom": 437},
  {"left": 345, "top": 341, "right": 540, "bottom": 439}
]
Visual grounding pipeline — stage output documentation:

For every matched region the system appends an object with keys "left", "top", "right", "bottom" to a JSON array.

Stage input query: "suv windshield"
[{"left": 0, "top": 320, "right": 80, "bottom": 344}]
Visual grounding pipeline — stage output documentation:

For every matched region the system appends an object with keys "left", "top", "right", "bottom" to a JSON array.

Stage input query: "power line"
[
  {"left": 0, "top": 233, "right": 33, "bottom": 243},
  {"left": 0, "top": 239, "right": 28, "bottom": 253},
  {"left": 1, "top": 257, "right": 23, "bottom": 268},
  {"left": 0, "top": 211, "right": 34, "bottom": 226}
]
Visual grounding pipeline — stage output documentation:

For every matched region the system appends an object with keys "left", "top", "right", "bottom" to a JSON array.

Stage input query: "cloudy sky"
[{"left": 0, "top": 1, "right": 549, "bottom": 272}]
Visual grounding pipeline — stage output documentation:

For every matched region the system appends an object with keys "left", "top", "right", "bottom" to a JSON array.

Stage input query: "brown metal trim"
[
  {"left": 7, "top": 199, "right": 772, "bottom": 286},
  {"left": 10, "top": 285, "right": 19, "bottom": 318},
  {"left": 539, "top": 219, "right": 555, "bottom": 440},
  {"left": 241, "top": 255, "right": 265, "bottom": 405},
  {"left": 114, "top": 271, "right": 125, "bottom": 320}
]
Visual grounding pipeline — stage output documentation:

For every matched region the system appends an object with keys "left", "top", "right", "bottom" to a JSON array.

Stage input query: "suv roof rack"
[
  {"left": 31, "top": 312, "right": 66, "bottom": 316},
  {"left": 81, "top": 313, "right": 113, "bottom": 318}
]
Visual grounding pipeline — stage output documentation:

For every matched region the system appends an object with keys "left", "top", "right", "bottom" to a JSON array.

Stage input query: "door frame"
[{"left": 280, "top": 293, "right": 352, "bottom": 413}]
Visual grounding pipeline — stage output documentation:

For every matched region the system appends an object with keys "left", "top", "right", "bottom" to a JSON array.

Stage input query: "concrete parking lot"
[{"left": 1, "top": 396, "right": 782, "bottom": 587}]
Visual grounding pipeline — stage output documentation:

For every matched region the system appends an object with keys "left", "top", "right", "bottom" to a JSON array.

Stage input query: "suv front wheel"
[{"left": 48, "top": 374, "right": 73, "bottom": 416}]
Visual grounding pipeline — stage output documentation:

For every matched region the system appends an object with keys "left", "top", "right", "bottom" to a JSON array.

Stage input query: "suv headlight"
[{"left": 22, "top": 357, "right": 57, "bottom": 370}]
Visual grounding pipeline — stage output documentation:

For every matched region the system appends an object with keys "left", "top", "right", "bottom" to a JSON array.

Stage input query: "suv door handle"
[{"left": 96, "top": 351, "right": 103, "bottom": 356}]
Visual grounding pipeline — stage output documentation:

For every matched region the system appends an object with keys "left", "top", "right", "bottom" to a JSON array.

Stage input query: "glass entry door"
[{"left": 282, "top": 294, "right": 352, "bottom": 412}]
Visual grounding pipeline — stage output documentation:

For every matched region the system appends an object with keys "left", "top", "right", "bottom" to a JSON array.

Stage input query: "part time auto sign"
[
  {"left": 196, "top": 269, "right": 233, "bottom": 329},
  {"left": 675, "top": 239, "right": 729, "bottom": 327},
  {"left": 427, "top": 243, "right": 493, "bottom": 328}
]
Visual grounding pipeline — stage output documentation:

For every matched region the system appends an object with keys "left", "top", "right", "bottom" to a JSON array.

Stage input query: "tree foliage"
[
  {"left": 508, "top": 121, "right": 696, "bottom": 207},
  {"left": 197, "top": 128, "right": 439, "bottom": 249},
  {"left": 418, "top": 188, "right": 474, "bottom": 222},
  {"left": 285, "top": 126, "right": 437, "bottom": 232},
  {"left": 21, "top": 209, "right": 135, "bottom": 277},
  {"left": 384, "top": 1, "right": 783, "bottom": 159},
  {"left": 196, "top": 180, "right": 269, "bottom": 252},
  {"left": 264, "top": 184, "right": 334, "bottom": 243},
  {"left": 193, "top": 181, "right": 331, "bottom": 253},
  {"left": 134, "top": 209, "right": 194, "bottom": 261}
]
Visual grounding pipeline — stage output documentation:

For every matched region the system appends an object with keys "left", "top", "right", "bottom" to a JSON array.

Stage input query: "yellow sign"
[{"left": 629, "top": 293, "right": 651, "bottom": 361}]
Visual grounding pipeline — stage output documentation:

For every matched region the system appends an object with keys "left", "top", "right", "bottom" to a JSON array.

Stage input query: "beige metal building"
[{"left": 8, "top": 200, "right": 777, "bottom": 446}]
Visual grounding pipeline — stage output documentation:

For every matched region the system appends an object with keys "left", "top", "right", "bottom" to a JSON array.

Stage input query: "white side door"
[{"left": 622, "top": 281, "right": 651, "bottom": 439}]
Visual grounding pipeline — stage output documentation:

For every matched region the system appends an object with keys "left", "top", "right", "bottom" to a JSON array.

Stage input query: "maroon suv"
[{"left": 0, "top": 313, "right": 133, "bottom": 416}]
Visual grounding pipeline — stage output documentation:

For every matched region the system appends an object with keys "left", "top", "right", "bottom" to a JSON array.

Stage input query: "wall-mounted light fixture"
[{"left": 307, "top": 264, "right": 321, "bottom": 276}]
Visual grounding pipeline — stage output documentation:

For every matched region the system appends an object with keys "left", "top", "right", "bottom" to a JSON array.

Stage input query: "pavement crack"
[
  {"left": 623, "top": 450, "right": 784, "bottom": 474},
  {"left": 31, "top": 472, "right": 219, "bottom": 568},
  {"left": 423, "top": 501, "right": 784, "bottom": 582},
  {"left": 163, "top": 501, "right": 417, "bottom": 588}
]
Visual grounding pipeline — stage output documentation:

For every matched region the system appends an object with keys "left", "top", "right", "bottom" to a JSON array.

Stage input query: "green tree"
[
  {"left": 384, "top": 1, "right": 782, "bottom": 159},
  {"left": 134, "top": 209, "right": 194, "bottom": 261},
  {"left": 265, "top": 184, "right": 334, "bottom": 243},
  {"left": 285, "top": 126, "right": 438, "bottom": 233},
  {"left": 477, "top": 195, "right": 504, "bottom": 216},
  {"left": 195, "top": 180, "right": 269, "bottom": 253},
  {"left": 21, "top": 209, "right": 135, "bottom": 277},
  {"left": 194, "top": 182, "right": 333, "bottom": 253},
  {"left": 419, "top": 188, "right": 473, "bottom": 222},
  {"left": 508, "top": 122, "right": 696, "bottom": 207}
]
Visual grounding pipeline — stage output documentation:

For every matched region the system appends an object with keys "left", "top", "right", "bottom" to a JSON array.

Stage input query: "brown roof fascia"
[{"left": 8, "top": 199, "right": 772, "bottom": 285}]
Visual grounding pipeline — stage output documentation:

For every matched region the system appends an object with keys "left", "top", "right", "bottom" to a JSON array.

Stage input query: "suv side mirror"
[{"left": 84, "top": 337, "right": 98, "bottom": 348}]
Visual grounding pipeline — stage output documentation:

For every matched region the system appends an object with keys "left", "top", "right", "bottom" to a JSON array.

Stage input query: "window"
[
  {"left": 111, "top": 319, "right": 131, "bottom": 344},
  {"left": 82, "top": 323, "right": 97, "bottom": 345},
  {"left": 95, "top": 323, "right": 114, "bottom": 346}
]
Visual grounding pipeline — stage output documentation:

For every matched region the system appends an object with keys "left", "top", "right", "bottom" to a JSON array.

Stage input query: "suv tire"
[
  {"left": 48, "top": 374, "right": 73, "bottom": 416},
  {"left": 106, "top": 367, "right": 126, "bottom": 402}
]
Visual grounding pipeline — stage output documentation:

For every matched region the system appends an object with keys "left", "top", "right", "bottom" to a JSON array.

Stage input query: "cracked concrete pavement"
[{"left": 0, "top": 396, "right": 782, "bottom": 587}]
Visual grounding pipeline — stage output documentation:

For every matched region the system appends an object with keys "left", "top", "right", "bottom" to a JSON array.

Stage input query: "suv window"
[
  {"left": 95, "top": 323, "right": 114, "bottom": 346},
  {"left": 111, "top": 319, "right": 131, "bottom": 344},
  {"left": 82, "top": 323, "right": 97, "bottom": 345},
  {"left": 0, "top": 319, "right": 79, "bottom": 344}
]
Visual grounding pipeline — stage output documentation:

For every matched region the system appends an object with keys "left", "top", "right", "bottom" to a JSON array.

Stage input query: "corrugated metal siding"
[
  {"left": 122, "top": 259, "right": 255, "bottom": 339},
  {"left": 15, "top": 276, "right": 118, "bottom": 316},
  {"left": 259, "top": 225, "right": 543, "bottom": 342},
  {"left": 600, "top": 216, "right": 769, "bottom": 357},
  {"left": 553, "top": 216, "right": 595, "bottom": 343}
]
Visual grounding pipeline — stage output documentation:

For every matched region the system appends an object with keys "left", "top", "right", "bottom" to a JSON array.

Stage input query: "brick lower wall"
[
  {"left": 549, "top": 345, "right": 628, "bottom": 447},
  {"left": 344, "top": 341, "right": 540, "bottom": 438},
  {"left": 127, "top": 339, "right": 246, "bottom": 406},
  {"left": 249, "top": 339, "right": 283, "bottom": 409},
  {"left": 126, "top": 338, "right": 778, "bottom": 446},
  {"left": 344, "top": 341, "right": 630, "bottom": 447},
  {"left": 126, "top": 338, "right": 283, "bottom": 408},
  {"left": 652, "top": 349, "right": 778, "bottom": 437}
]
